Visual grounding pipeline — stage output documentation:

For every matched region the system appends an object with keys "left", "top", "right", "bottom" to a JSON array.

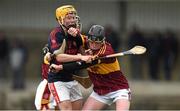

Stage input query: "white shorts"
[
  {"left": 34, "top": 79, "right": 56, "bottom": 110},
  {"left": 90, "top": 89, "right": 131, "bottom": 105},
  {"left": 48, "top": 80, "right": 83, "bottom": 104}
]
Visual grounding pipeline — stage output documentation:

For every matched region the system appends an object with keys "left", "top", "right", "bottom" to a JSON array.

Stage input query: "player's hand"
[
  {"left": 80, "top": 55, "right": 94, "bottom": 63},
  {"left": 68, "top": 27, "right": 79, "bottom": 37},
  {"left": 49, "top": 64, "right": 63, "bottom": 73}
]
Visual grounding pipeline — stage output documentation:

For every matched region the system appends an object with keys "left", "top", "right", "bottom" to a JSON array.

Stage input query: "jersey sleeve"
[
  {"left": 48, "top": 28, "right": 64, "bottom": 53},
  {"left": 75, "top": 34, "right": 84, "bottom": 48}
]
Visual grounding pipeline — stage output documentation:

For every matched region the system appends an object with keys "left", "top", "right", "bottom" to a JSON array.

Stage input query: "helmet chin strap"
[{"left": 57, "top": 20, "right": 68, "bottom": 35}]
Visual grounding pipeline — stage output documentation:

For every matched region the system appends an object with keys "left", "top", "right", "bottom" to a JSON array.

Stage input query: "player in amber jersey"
[{"left": 82, "top": 25, "right": 131, "bottom": 110}]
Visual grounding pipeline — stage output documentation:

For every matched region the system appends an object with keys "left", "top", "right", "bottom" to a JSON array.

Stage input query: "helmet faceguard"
[
  {"left": 88, "top": 25, "right": 105, "bottom": 50},
  {"left": 88, "top": 25, "right": 105, "bottom": 43},
  {"left": 76, "top": 16, "right": 82, "bottom": 31}
]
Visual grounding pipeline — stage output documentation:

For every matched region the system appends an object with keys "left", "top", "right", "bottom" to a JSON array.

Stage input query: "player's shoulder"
[
  {"left": 80, "top": 34, "right": 88, "bottom": 48},
  {"left": 80, "top": 34, "right": 88, "bottom": 38},
  {"left": 80, "top": 34, "right": 88, "bottom": 41},
  {"left": 105, "top": 42, "right": 113, "bottom": 48},
  {"left": 49, "top": 27, "right": 63, "bottom": 35},
  {"left": 105, "top": 42, "right": 114, "bottom": 54}
]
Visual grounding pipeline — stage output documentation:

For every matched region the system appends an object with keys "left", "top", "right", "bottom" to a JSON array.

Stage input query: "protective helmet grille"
[{"left": 88, "top": 25, "right": 105, "bottom": 42}]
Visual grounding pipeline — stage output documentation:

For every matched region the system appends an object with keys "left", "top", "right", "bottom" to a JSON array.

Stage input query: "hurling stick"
[
  {"left": 53, "top": 39, "right": 66, "bottom": 55},
  {"left": 49, "top": 39, "right": 66, "bottom": 70},
  {"left": 73, "top": 46, "right": 146, "bottom": 88},
  {"left": 98, "top": 46, "right": 146, "bottom": 59}
]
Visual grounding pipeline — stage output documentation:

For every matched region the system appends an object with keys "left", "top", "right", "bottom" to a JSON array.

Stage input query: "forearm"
[
  {"left": 60, "top": 56, "right": 114, "bottom": 72},
  {"left": 50, "top": 57, "right": 101, "bottom": 73},
  {"left": 56, "top": 54, "right": 81, "bottom": 62},
  {"left": 62, "top": 59, "right": 100, "bottom": 71},
  {"left": 50, "top": 61, "right": 93, "bottom": 73}
]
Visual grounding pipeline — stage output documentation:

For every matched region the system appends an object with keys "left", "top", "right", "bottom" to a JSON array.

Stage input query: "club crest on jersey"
[{"left": 51, "top": 39, "right": 59, "bottom": 48}]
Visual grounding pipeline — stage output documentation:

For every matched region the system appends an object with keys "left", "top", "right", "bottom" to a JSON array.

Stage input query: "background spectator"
[
  {"left": 127, "top": 25, "right": 147, "bottom": 80},
  {"left": 9, "top": 38, "right": 28, "bottom": 90},
  {"left": 0, "top": 31, "right": 9, "bottom": 80},
  {"left": 105, "top": 24, "right": 121, "bottom": 53},
  {"left": 146, "top": 31, "right": 163, "bottom": 80},
  {"left": 161, "top": 30, "right": 179, "bottom": 80}
]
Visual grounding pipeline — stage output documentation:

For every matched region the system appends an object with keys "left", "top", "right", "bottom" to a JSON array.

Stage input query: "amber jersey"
[
  {"left": 87, "top": 42, "right": 129, "bottom": 95},
  {"left": 47, "top": 26, "right": 84, "bottom": 83}
]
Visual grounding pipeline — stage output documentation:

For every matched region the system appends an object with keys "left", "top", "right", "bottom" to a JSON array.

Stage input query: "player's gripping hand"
[
  {"left": 49, "top": 64, "right": 63, "bottom": 73},
  {"left": 79, "top": 55, "right": 94, "bottom": 63},
  {"left": 68, "top": 27, "right": 80, "bottom": 37}
]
